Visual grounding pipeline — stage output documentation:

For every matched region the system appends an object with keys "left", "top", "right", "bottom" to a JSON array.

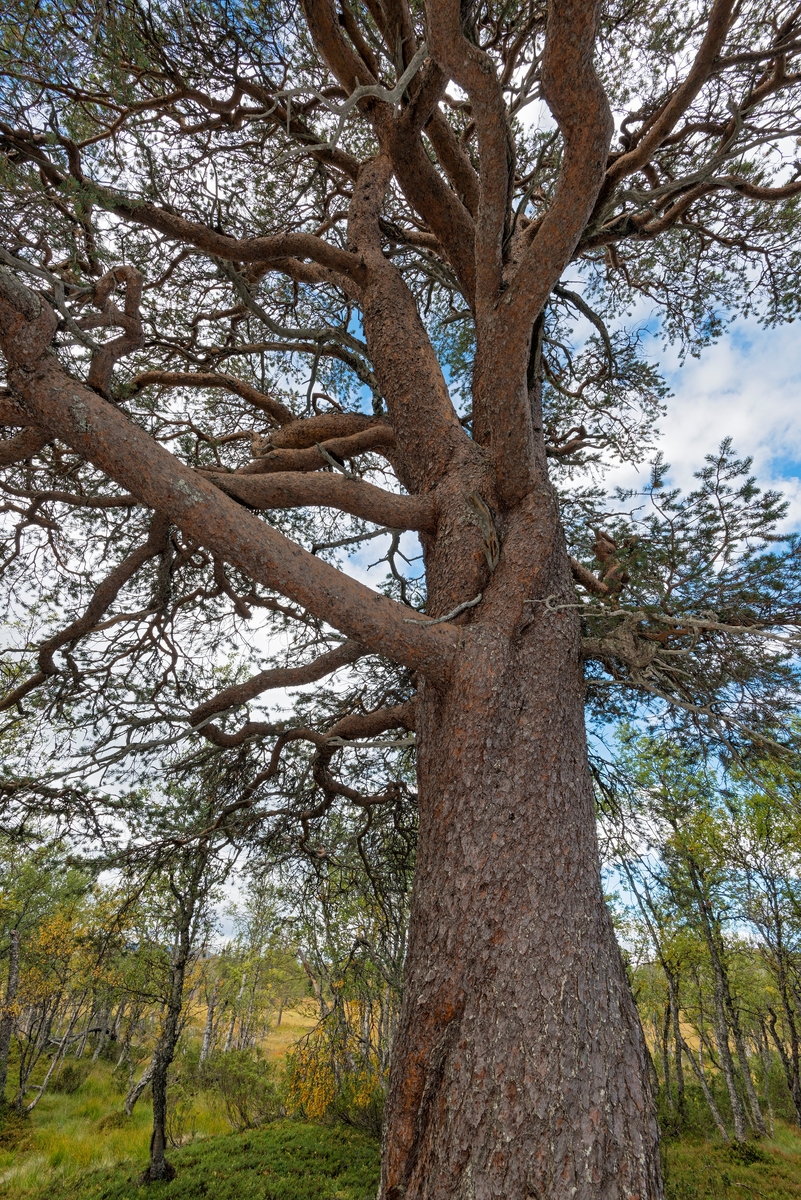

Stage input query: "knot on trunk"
[{"left": 582, "top": 615, "right": 659, "bottom": 671}]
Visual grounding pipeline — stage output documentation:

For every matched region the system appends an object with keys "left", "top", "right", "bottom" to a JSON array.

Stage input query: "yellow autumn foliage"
[{"left": 284, "top": 1007, "right": 386, "bottom": 1130}]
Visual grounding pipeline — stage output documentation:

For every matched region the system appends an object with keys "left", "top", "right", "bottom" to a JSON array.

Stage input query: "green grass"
[
  {"left": 0, "top": 1061, "right": 230, "bottom": 1197},
  {"left": 664, "top": 1124, "right": 801, "bottom": 1198},
  {"left": 1, "top": 1122, "right": 381, "bottom": 1200},
  {"left": 10, "top": 1118, "right": 801, "bottom": 1200}
]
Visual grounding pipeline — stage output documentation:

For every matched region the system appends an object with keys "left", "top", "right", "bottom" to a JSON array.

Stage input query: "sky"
[{"left": 608, "top": 316, "right": 801, "bottom": 529}]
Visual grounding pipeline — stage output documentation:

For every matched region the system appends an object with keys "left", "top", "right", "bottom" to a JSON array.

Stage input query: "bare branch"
[
  {"left": 189, "top": 639, "right": 365, "bottom": 727},
  {"left": 0, "top": 268, "right": 458, "bottom": 681},
  {"left": 130, "top": 371, "right": 295, "bottom": 427},
  {"left": 208, "top": 471, "right": 436, "bottom": 531},
  {"left": 0, "top": 511, "right": 170, "bottom": 712}
]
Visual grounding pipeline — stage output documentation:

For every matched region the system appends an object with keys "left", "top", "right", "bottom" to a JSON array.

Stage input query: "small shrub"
[
  {"left": 725, "top": 1138, "right": 769, "bottom": 1165},
  {"left": 285, "top": 1027, "right": 386, "bottom": 1137},
  {"left": 206, "top": 1050, "right": 285, "bottom": 1131},
  {"left": 96, "top": 1111, "right": 128, "bottom": 1131},
  {"left": 51, "top": 1060, "right": 91, "bottom": 1094},
  {"left": 0, "top": 1104, "right": 32, "bottom": 1150},
  {"left": 166, "top": 1079, "right": 199, "bottom": 1148}
]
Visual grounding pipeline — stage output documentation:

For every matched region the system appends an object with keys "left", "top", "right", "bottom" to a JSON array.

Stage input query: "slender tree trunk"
[
  {"left": 774, "top": 949, "right": 801, "bottom": 1124},
  {"left": 116, "top": 1001, "right": 142, "bottom": 1073},
  {"left": 726, "top": 1003, "right": 766, "bottom": 1136},
  {"left": 380, "top": 479, "right": 662, "bottom": 1200},
  {"left": 0, "top": 929, "right": 20, "bottom": 1103},
  {"left": 678, "top": 1033, "right": 730, "bottom": 1144},
  {"left": 25, "top": 998, "right": 84, "bottom": 1113},
  {"left": 126, "top": 1057, "right": 154, "bottom": 1116},
  {"left": 75, "top": 1006, "right": 93, "bottom": 1058},
  {"left": 92, "top": 1007, "right": 110, "bottom": 1061},
  {"left": 766, "top": 1007, "right": 801, "bottom": 1124},
  {"left": 199, "top": 981, "right": 219, "bottom": 1065},
  {"left": 16, "top": 995, "right": 60, "bottom": 1105},
  {"left": 709, "top": 982, "right": 748, "bottom": 1141},
  {"left": 756, "top": 1019, "right": 775, "bottom": 1137},
  {"left": 660, "top": 1001, "right": 672, "bottom": 1107},
  {"left": 686, "top": 873, "right": 749, "bottom": 1141},
  {"left": 144, "top": 947, "right": 189, "bottom": 1182},
  {"left": 301, "top": 956, "right": 329, "bottom": 1020},
  {"left": 669, "top": 976, "right": 685, "bottom": 1116}
]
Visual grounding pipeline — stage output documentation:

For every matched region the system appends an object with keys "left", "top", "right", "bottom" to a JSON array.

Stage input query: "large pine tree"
[{"left": 1, "top": 0, "right": 801, "bottom": 1191}]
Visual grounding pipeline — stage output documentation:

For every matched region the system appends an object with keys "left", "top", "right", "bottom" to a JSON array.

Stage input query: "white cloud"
[{"left": 608, "top": 318, "right": 801, "bottom": 527}]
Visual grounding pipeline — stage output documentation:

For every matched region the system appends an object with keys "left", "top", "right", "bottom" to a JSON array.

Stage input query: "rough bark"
[
  {"left": 0, "top": 256, "right": 664, "bottom": 1196},
  {"left": 381, "top": 480, "right": 661, "bottom": 1199},
  {"left": 0, "top": 0, "right": 718, "bottom": 1172}
]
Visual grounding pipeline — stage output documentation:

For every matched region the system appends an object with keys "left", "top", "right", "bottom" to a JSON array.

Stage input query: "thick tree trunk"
[{"left": 380, "top": 487, "right": 662, "bottom": 1200}]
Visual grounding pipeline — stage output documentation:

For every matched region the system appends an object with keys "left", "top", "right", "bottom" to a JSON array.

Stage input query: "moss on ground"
[
  {"left": 7, "top": 1090, "right": 801, "bottom": 1200},
  {"left": 0, "top": 1121, "right": 381, "bottom": 1200}
]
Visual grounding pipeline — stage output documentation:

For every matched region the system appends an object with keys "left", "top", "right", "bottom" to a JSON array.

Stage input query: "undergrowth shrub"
[
  {"left": 51, "top": 1061, "right": 91, "bottom": 1094},
  {"left": 96, "top": 1111, "right": 128, "bottom": 1131},
  {"left": 285, "top": 1024, "right": 386, "bottom": 1137},
  {"left": 0, "top": 1104, "right": 31, "bottom": 1150},
  {"left": 205, "top": 1050, "right": 284, "bottom": 1131}
]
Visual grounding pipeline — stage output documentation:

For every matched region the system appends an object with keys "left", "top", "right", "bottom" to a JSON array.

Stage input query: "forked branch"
[
  {"left": 0, "top": 269, "right": 458, "bottom": 682},
  {"left": 0, "top": 511, "right": 170, "bottom": 712}
]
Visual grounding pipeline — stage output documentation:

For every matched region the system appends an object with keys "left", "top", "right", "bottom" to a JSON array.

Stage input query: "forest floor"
[
  {"left": 0, "top": 1009, "right": 315, "bottom": 1198},
  {"left": 3, "top": 1013, "right": 801, "bottom": 1200},
  {"left": 3, "top": 1113, "right": 801, "bottom": 1199}
]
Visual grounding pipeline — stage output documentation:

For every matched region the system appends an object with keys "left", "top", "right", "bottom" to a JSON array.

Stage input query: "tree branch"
[
  {"left": 189, "top": 639, "right": 365, "bottom": 728},
  {"left": 0, "top": 511, "right": 170, "bottom": 712},
  {"left": 238, "top": 424, "right": 396, "bottom": 474},
  {"left": 425, "top": 0, "right": 513, "bottom": 313},
  {"left": 0, "top": 426, "right": 48, "bottom": 466},
  {"left": 253, "top": 412, "right": 392, "bottom": 451},
  {"left": 0, "top": 269, "right": 457, "bottom": 681},
  {"left": 130, "top": 371, "right": 294, "bottom": 427},
  {"left": 471, "top": 0, "right": 613, "bottom": 506},
  {"left": 602, "top": 0, "right": 736, "bottom": 190},
  {"left": 84, "top": 266, "right": 144, "bottom": 397},
  {"left": 207, "top": 471, "right": 436, "bottom": 531},
  {"left": 346, "top": 155, "right": 471, "bottom": 493}
]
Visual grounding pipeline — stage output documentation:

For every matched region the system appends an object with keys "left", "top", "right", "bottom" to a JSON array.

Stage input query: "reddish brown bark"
[
  {"left": 208, "top": 472, "right": 436, "bottom": 531},
  {"left": 379, "top": 453, "right": 660, "bottom": 1197},
  {"left": 6, "top": 0, "right": 760, "bottom": 1181}
]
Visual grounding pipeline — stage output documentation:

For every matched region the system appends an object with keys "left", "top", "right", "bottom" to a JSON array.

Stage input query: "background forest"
[{"left": 5, "top": 730, "right": 801, "bottom": 1197}]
